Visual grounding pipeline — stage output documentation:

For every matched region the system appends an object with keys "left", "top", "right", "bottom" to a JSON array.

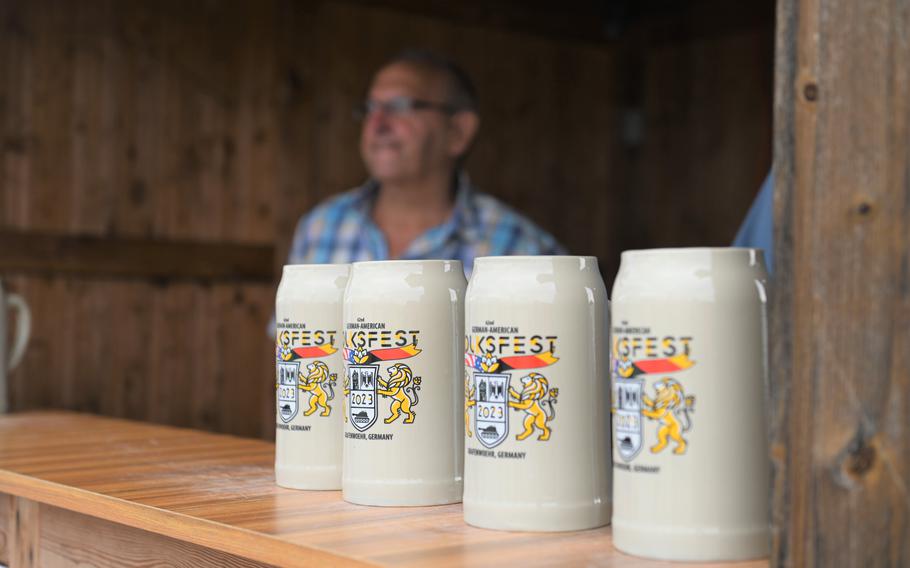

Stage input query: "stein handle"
[{"left": 6, "top": 293, "right": 31, "bottom": 371}]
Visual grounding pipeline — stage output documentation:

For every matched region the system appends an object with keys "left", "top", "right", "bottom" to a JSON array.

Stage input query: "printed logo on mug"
[
  {"left": 465, "top": 332, "right": 559, "bottom": 450},
  {"left": 274, "top": 264, "right": 350, "bottom": 490},
  {"left": 612, "top": 335, "right": 695, "bottom": 462},
  {"left": 610, "top": 248, "right": 770, "bottom": 562},
  {"left": 344, "top": 328, "right": 421, "bottom": 433}
]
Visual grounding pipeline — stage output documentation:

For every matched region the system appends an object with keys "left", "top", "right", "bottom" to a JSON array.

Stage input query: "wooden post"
[
  {"left": 772, "top": 0, "right": 910, "bottom": 565},
  {"left": 10, "top": 497, "right": 38, "bottom": 568}
]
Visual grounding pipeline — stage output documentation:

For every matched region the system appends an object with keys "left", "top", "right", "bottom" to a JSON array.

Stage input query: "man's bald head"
[{"left": 378, "top": 49, "right": 478, "bottom": 113}]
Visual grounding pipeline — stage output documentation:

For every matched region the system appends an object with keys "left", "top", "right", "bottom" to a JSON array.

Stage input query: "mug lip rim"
[
  {"left": 474, "top": 255, "right": 598, "bottom": 262},
  {"left": 621, "top": 247, "right": 765, "bottom": 257},
  {"left": 282, "top": 263, "right": 351, "bottom": 272},
  {"left": 350, "top": 259, "right": 463, "bottom": 268}
]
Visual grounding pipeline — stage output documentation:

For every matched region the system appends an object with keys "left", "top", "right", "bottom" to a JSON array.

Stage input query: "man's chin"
[{"left": 366, "top": 164, "right": 411, "bottom": 185}]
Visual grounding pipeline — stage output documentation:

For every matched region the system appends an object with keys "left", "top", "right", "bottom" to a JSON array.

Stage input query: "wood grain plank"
[
  {"left": 39, "top": 503, "right": 274, "bottom": 568},
  {"left": 0, "top": 493, "right": 10, "bottom": 565},
  {"left": 69, "top": 0, "right": 117, "bottom": 237},
  {"left": 228, "top": 3, "right": 280, "bottom": 244},
  {"left": 273, "top": 0, "right": 319, "bottom": 271},
  {"left": 772, "top": 0, "right": 910, "bottom": 565},
  {"left": 11, "top": 496, "right": 39, "bottom": 568},
  {"left": 336, "top": 0, "right": 774, "bottom": 46},
  {"left": 0, "top": 0, "right": 32, "bottom": 231},
  {"left": 0, "top": 412, "right": 764, "bottom": 568},
  {"left": 67, "top": 280, "right": 107, "bottom": 416},
  {"left": 24, "top": 1, "right": 75, "bottom": 234},
  {"left": 147, "top": 284, "right": 195, "bottom": 429},
  {"left": 0, "top": 231, "right": 273, "bottom": 282},
  {"left": 105, "top": 282, "right": 154, "bottom": 419},
  {"left": 216, "top": 285, "right": 273, "bottom": 438}
]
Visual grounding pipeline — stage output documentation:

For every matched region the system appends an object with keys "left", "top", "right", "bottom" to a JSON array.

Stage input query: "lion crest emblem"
[
  {"left": 298, "top": 360, "right": 337, "bottom": 417},
  {"left": 378, "top": 363, "right": 421, "bottom": 424},
  {"left": 508, "top": 372, "right": 559, "bottom": 441},
  {"left": 642, "top": 377, "right": 695, "bottom": 454}
]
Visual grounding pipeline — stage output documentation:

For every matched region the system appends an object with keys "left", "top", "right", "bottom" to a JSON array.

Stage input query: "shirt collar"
[
  {"left": 351, "top": 171, "right": 483, "bottom": 257},
  {"left": 351, "top": 178, "right": 381, "bottom": 218},
  {"left": 450, "top": 171, "right": 482, "bottom": 242}
]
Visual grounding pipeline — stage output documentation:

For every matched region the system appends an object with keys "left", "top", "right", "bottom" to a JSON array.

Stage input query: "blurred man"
[{"left": 287, "top": 50, "right": 564, "bottom": 274}]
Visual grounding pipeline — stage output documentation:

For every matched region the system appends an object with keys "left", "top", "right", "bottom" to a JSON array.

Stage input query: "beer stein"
[
  {"left": 463, "top": 256, "right": 611, "bottom": 531},
  {"left": 342, "top": 259, "right": 466, "bottom": 506},
  {"left": 275, "top": 264, "right": 349, "bottom": 490},
  {"left": 0, "top": 280, "right": 31, "bottom": 414},
  {"left": 611, "top": 248, "right": 769, "bottom": 561}
]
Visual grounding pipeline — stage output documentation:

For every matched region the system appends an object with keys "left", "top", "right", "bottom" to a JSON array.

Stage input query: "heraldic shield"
[
  {"left": 348, "top": 364, "right": 379, "bottom": 432},
  {"left": 277, "top": 360, "right": 301, "bottom": 423},
  {"left": 474, "top": 373, "right": 510, "bottom": 449},
  {"left": 614, "top": 379, "right": 644, "bottom": 461}
]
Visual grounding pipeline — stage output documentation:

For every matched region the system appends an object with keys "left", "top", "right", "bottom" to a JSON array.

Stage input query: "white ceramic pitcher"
[{"left": 0, "top": 280, "right": 31, "bottom": 414}]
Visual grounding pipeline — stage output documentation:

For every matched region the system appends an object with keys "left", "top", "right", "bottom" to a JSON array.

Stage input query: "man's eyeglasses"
[{"left": 353, "top": 96, "right": 460, "bottom": 120}]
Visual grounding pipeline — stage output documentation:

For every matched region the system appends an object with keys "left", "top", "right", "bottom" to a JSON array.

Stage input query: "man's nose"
[{"left": 365, "top": 110, "right": 394, "bottom": 135}]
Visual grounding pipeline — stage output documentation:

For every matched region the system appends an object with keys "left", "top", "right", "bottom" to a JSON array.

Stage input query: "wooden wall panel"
[
  {"left": 1, "top": 0, "right": 773, "bottom": 440},
  {"left": 272, "top": 2, "right": 320, "bottom": 270},
  {"left": 215, "top": 285, "right": 276, "bottom": 439},
  {"left": 1, "top": 0, "right": 282, "bottom": 439},
  {"left": 0, "top": 0, "right": 284, "bottom": 243}
]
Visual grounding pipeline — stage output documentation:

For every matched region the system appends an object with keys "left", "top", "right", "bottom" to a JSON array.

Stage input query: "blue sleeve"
[
  {"left": 733, "top": 171, "right": 774, "bottom": 273},
  {"left": 269, "top": 214, "right": 311, "bottom": 338},
  {"left": 287, "top": 214, "right": 312, "bottom": 265}
]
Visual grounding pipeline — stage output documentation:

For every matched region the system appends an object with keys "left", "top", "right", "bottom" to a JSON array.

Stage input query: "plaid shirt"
[{"left": 287, "top": 174, "right": 565, "bottom": 274}]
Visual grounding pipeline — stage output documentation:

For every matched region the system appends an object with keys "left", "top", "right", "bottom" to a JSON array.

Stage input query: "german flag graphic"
[
  {"left": 614, "top": 354, "right": 694, "bottom": 378},
  {"left": 465, "top": 351, "right": 559, "bottom": 373},
  {"left": 287, "top": 345, "right": 338, "bottom": 360},
  {"left": 343, "top": 344, "right": 421, "bottom": 364},
  {"left": 277, "top": 344, "right": 338, "bottom": 361}
]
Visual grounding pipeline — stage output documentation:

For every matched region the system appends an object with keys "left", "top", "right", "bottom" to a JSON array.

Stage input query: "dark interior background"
[{"left": 0, "top": 0, "right": 773, "bottom": 439}]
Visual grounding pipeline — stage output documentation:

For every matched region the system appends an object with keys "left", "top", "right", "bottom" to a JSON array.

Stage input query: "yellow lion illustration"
[
  {"left": 298, "top": 361, "right": 337, "bottom": 417},
  {"left": 378, "top": 363, "right": 421, "bottom": 424},
  {"left": 508, "top": 372, "right": 558, "bottom": 441},
  {"left": 642, "top": 377, "right": 695, "bottom": 454},
  {"left": 465, "top": 372, "right": 476, "bottom": 437}
]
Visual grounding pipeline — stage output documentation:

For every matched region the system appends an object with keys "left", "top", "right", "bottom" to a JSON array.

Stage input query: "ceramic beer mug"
[
  {"left": 611, "top": 248, "right": 769, "bottom": 561},
  {"left": 463, "top": 256, "right": 611, "bottom": 532},
  {"left": 0, "top": 280, "right": 31, "bottom": 415},
  {"left": 342, "top": 259, "right": 466, "bottom": 506},
  {"left": 275, "top": 264, "right": 350, "bottom": 490}
]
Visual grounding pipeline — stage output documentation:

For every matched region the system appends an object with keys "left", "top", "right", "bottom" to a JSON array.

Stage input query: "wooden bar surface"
[{"left": 0, "top": 412, "right": 767, "bottom": 567}]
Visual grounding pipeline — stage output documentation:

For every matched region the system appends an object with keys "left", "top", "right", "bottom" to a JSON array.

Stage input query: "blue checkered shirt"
[{"left": 287, "top": 174, "right": 565, "bottom": 274}]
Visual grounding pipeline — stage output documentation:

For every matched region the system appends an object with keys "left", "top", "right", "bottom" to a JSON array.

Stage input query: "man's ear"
[{"left": 447, "top": 111, "right": 480, "bottom": 158}]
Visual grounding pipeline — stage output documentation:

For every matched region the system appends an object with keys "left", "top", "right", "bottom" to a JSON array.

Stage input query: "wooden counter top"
[{"left": 0, "top": 412, "right": 767, "bottom": 567}]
